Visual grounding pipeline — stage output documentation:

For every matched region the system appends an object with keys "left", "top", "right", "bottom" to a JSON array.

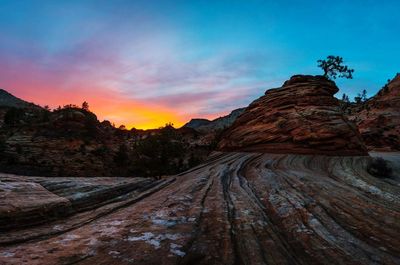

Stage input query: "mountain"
[
  {"left": 184, "top": 108, "right": 245, "bottom": 133},
  {"left": 218, "top": 75, "right": 367, "bottom": 155},
  {"left": 348, "top": 73, "right": 400, "bottom": 151},
  {"left": 0, "top": 89, "right": 40, "bottom": 109}
]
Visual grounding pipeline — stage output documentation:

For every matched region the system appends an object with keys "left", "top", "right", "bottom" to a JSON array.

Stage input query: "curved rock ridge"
[
  {"left": 349, "top": 73, "right": 400, "bottom": 151},
  {"left": 0, "top": 152, "right": 399, "bottom": 264},
  {"left": 218, "top": 75, "right": 368, "bottom": 155}
]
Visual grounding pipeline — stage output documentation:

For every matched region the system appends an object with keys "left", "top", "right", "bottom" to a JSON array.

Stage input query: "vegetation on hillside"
[{"left": 0, "top": 103, "right": 209, "bottom": 178}]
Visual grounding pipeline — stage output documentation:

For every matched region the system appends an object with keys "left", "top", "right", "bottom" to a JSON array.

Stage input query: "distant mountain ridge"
[
  {"left": 183, "top": 108, "right": 246, "bottom": 132},
  {"left": 0, "top": 89, "right": 41, "bottom": 109}
]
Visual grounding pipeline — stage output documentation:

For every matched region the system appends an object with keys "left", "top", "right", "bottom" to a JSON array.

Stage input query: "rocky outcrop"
[
  {"left": 348, "top": 74, "right": 400, "bottom": 151},
  {"left": 218, "top": 75, "right": 367, "bottom": 155},
  {"left": 0, "top": 152, "right": 399, "bottom": 264}
]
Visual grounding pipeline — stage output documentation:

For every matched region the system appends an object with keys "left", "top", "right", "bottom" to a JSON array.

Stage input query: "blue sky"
[{"left": 0, "top": 0, "right": 398, "bottom": 128}]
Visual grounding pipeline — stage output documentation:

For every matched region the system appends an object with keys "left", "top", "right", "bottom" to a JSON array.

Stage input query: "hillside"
[
  {"left": 0, "top": 89, "right": 40, "bottom": 109},
  {"left": 0, "top": 100, "right": 209, "bottom": 178}
]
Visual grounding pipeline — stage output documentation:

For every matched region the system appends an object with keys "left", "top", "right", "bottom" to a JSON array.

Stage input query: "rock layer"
[
  {"left": 0, "top": 152, "right": 399, "bottom": 264},
  {"left": 218, "top": 75, "right": 368, "bottom": 155},
  {"left": 349, "top": 74, "right": 400, "bottom": 151}
]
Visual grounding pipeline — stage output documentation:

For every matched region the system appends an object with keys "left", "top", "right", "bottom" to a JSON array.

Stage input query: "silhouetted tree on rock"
[
  {"left": 317, "top": 56, "right": 354, "bottom": 80},
  {"left": 82, "top": 101, "right": 89, "bottom": 111}
]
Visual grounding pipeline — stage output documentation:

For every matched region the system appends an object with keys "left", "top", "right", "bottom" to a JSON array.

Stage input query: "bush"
[
  {"left": 4, "top": 108, "right": 25, "bottom": 125},
  {"left": 367, "top": 157, "right": 392, "bottom": 178},
  {"left": 114, "top": 144, "right": 129, "bottom": 166}
]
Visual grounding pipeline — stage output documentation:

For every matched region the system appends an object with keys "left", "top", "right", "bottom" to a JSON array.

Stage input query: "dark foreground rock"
[
  {"left": 0, "top": 152, "right": 399, "bottom": 265},
  {"left": 218, "top": 75, "right": 367, "bottom": 155}
]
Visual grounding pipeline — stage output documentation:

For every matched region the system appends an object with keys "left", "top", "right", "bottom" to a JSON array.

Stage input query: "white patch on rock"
[
  {"left": 108, "top": 250, "right": 120, "bottom": 256},
  {"left": 53, "top": 225, "right": 63, "bottom": 231},
  {"left": 1, "top": 252, "right": 15, "bottom": 258},
  {"left": 58, "top": 234, "right": 81, "bottom": 245},
  {"left": 100, "top": 226, "right": 118, "bottom": 237},
  {"left": 151, "top": 218, "right": 177, "bottom": 227},
  {"left": 87, "top": 238, "right": 99, "bottom": 246},
  {"left": 127, "top": 232, "right": 183, "bottom": 250},
  {"left": 170, "top": 243, "right": 186, "bottom": 257},
  {"left": 110, "top": 220, "right": 124, "bottom": 226}
]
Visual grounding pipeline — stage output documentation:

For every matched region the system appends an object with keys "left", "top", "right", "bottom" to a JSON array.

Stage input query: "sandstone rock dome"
[{"left": 218, "top": 75, "right": 368, "bottom": 155}]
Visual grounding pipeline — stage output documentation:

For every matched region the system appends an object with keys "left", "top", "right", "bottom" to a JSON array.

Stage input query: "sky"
[{"left": 0, "top": 0, "right": 399, "bottom": 129}]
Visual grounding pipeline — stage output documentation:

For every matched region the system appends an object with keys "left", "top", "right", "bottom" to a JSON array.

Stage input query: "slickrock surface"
[
  {"left": 349, "top": 74, "right": 400, "bottom": 151},
  {"left": 1, "top": 152, "right": 399, "bottom": 265},
  {"left": 0, "top": 175, "right": 163, "bottom": 231},
  {"left": 218, "top": 75, "right": 367, "bottom": 155}
]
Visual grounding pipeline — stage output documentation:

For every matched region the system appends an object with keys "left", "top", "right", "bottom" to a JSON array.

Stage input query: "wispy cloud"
[{"left": 0, "top": 31, "right": 279, "bottom": 128}]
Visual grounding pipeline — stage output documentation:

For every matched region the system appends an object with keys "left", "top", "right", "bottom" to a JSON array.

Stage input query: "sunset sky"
[{"left": 0, "top": 0, "right": 399, "bottom": 129}]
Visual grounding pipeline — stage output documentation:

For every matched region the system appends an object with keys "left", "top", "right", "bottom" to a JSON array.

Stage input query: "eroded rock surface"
[
  {"left": 1, "top": 152, "right": 399, "bottom": 265},
  {"left": 218, "top": 75, "right": 367, "bottom": 155},
  {"left": 0, "top": 175, "right": 162, "bottom": 231}
]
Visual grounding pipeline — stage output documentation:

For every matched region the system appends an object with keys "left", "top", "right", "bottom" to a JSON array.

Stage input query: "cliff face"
[
  {"left": 218, "top": 75, "right": 367, "bottom": 155},
  {"left": 349, "top": 74, "right": 400, "bottom": 151}
]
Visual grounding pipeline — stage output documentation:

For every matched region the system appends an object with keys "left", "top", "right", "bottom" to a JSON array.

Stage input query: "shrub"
[
  {"left": 114, "top": 144, "right": 129, "bottom": 166},
  {"left": 367, "top": 157, "right": 392, "bottom": 178},
  {"left": 4, "top": 108, "right": 25, "bottom": 125}
]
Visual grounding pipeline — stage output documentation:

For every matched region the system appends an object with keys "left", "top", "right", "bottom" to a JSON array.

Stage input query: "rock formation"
[
  {"left": 0, "top": 152, "right": 399, "bottom": 264},
  {"left": 348, "top": 74, "right": 400, "bottom": 151},
  {"left": 218, "top": 75, "right": 368, "bottom": 155}
]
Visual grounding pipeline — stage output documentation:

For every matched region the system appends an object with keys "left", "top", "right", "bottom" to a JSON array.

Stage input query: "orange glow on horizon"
[
  {"left": 92, "top": 99, "right": 187, "bottom": 130},
  {"left": 0, "top": 61, "right": 232, "bottom": 129},
  {"left": 7, "top": 85, "right": 186, "bottom": 130}
]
